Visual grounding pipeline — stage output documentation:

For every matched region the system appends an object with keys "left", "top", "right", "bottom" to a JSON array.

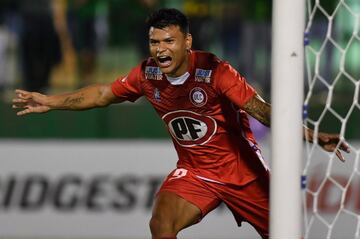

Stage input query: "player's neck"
[
  {"left": 166, "top": 72, "right": 190, "bottom": 85},
  {"left": 166, "top": 51, "right": 191, "bottom": 78}
]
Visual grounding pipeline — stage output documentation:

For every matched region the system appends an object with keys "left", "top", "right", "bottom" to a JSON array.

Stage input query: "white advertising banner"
[
  {"left": 0, "top": 140, "right": 260, "bottom": 239},
  {"left": 1, "top": 140, "right": 359, "bottom": 239}
]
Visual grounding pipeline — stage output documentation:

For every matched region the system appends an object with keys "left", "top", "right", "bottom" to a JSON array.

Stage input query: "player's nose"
[{"left": 156, "top": 42, "right": 167, "bottom": 53}]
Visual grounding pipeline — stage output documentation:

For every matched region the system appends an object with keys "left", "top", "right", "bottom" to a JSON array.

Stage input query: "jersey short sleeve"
[
  {"left": 111, "top": 64, "right": 144, "bottom": 102},
  {"left": 214, "top": 62, "right": 256, "bottom": 108}
]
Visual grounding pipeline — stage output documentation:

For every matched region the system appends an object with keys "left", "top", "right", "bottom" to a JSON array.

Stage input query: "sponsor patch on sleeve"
[{"left": 195, "top": 68, "right": 212, "bottom": 83}]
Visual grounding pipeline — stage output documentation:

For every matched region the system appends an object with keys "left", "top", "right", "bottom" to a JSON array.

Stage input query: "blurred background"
[
  {"left": 0, "top": 0, "right": 358, "bottom": 139},
  {"left": 0, "top": 1, "right": 273, "bottom": 238},
  {"left": 0, "top": 0, "right": 274, "bottom": 139},
  {"left": 0, "top": 0, "right": 359, "bottom": 238}
]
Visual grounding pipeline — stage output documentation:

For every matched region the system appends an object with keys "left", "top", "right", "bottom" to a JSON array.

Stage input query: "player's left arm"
[
  {"left": 243, "top": 94, "right": 350, "bottom": 161},
  {"left": 243, "top": 93, "right": 271, "bottom": 127}
]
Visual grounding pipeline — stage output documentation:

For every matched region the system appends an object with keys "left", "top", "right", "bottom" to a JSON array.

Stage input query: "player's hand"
[
  {"left": 12, "top": 89, "right": 51, "bottom": 116},
  {"left": 317, "top": 132, "right": 350, "bottom": 162}
]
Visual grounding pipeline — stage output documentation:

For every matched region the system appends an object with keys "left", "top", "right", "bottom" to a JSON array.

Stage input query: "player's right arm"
[
  {"left": 12, "top": 83, "right": 120, "bottom": 116},
  {"left": 214, "top": 61, "right": 350, "bottom": 161}
]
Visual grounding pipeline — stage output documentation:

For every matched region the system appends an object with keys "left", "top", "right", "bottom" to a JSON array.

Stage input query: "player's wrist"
[{"left": 45, "top": 95, "right": 59, "bottom": 110}]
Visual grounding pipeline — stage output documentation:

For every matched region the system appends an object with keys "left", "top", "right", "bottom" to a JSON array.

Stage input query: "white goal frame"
[{"left": 270, "top": 0, "right": 305, "bottom": 238}]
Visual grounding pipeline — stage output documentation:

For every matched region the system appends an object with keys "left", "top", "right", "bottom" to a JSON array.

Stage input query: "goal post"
[
  {"left": 302, "top": 0, "right": 359, "bottom": 238},
  {"left": 270, "top": 0, "right": 305, "bottom": 238}
]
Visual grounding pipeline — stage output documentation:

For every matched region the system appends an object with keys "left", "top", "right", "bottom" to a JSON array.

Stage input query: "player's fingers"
[
  {"left": 15, "top": 89, "right": 30, "bottom": 95},
  {"left": 340, "top": 142, "right": 351, "bottom": 153},
  {"left": 12, "top": 98, "right": 28, "bottom": 104},
  {"left": 15, "top": 89, "right": 32, "bottom": 100},
  {"left": 16, "top": 105, "right": 37, "bottom": 115},
  {"left": 12, "top": 100, "right": 29, "bottom": 108},
  {"left": 16, "top": 109, "right": 31, "bottom": 116},
  {"left": 12, "top": 103, "right": 25, "bottom": 109},
  {"left": 16, "top": 106, "right": 41, "bottom": 115},
  {"left": 335, "top": 150, "right": 345, "bottom": 162}
]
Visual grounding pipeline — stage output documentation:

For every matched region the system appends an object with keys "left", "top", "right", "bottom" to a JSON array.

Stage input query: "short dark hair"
[{"left": 146, "top": 8, "right": 189, "bottom": 34}]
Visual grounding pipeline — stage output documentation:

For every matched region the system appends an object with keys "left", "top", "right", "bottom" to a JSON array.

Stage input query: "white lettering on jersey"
[
  {"left": 145, "top": 66, "right": 163, "bottom": 80},
  {"left": 195, "top": 68, "right": 212, "bottom": 83},
  {"left": 162, "top": 110, "right": 217, "bottom": 147}
]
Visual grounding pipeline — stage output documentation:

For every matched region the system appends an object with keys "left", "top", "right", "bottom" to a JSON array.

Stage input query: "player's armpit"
[{"left": 243, "top": 94, "right": 271, "bottom": 127}]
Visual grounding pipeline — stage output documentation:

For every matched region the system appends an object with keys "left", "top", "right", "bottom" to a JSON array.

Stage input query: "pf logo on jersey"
[
  {"left": 189, "top": 87, "right": 207, "bottom": 107},
  {"left": 162, "top": 110, "right": 217, "bottom": 147}
]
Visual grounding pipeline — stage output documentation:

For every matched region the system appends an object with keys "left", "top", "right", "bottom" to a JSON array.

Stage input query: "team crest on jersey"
[
  {"left": 145, "top": 66, "right": 163, "bottom": 80},
  {"left": 162, "top": 110, "right": 217, "bottom": 147},
  {"left": 195, "top": 68, "right": 212, "bottom": 83},
  {"left": 189, "top": 87, "right": 207, "bottom": 107}
]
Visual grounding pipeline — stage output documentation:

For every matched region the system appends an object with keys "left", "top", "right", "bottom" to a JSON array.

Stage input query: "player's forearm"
[
  {"left": 243, "top": 94, "right": 271, "bottom": 127},
  {"left": 258, "top": 105, "right": 315, "bottom": 143},
  {"left": 258, "top": 105, "right": 314, "bottom": 141},
  {"left": 252, "top": 101, "right": 271, "bottom": 127},
  {"left": 47, "top": 84, "right": 114, "bottom": 110}
]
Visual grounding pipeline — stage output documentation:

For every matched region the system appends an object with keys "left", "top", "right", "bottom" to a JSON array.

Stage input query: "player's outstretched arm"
[
  {"left": 243, "top": 94, "right": 350, "bottom": 161},
  {"left": 12, "top": 83, "right": 119, "bottom": 116}
]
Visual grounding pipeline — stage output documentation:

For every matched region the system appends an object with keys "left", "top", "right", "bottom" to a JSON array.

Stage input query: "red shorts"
[{"left": 158, "top": 168, "right": 269, "bottom": 239}]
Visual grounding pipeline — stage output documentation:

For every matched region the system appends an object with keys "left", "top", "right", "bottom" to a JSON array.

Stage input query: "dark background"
[{"left": 0, "top": 0, "right": 358, "bottom": 139}]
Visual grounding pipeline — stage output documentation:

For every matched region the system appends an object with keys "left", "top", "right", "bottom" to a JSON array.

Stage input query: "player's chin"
[{"left": 159, "top": 66, "right": 174, "bottom": 75}]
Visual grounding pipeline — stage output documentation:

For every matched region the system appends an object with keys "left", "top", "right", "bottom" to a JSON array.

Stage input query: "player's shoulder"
[
  {"left": 191, "top": 50, "right": 238, "bottom": 84},
  {"left": 191, "top": 50, "right": 222, "bottom": 68},
  {"left": 191, "top": 50, "right": 223, "bottom": 84},
  {"left": 191, "top": 50, "right": 235, "bottom": 75}
]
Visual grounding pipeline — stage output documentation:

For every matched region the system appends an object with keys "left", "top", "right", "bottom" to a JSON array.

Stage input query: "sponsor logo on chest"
[
  {"left": 195, "top": 68, "right": 212, "bottom": 83},
  {"left": 162, "top": 110, "right": 217, "bottom": 147},
  {"left": 145, "top": 66, "right": 163, "bottom": 80}
]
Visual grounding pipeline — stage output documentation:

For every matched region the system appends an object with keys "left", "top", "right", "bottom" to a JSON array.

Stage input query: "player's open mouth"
[{"left": 157, "top": 55, "right": 172, "bottom": 68}]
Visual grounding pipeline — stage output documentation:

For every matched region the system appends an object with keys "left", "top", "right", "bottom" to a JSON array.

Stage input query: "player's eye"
[{"left": 149, "top": 40, "right": 159, "bottom": 46}]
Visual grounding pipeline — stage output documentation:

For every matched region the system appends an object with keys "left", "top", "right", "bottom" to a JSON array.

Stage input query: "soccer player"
[{"left": 12, "top": 8, "right": 349, "bottom": 239}]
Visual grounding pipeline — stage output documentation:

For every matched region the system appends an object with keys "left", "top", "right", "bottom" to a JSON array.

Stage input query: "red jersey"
[{"left": 111, "top": 50, "right": 269, "bottom": 186}]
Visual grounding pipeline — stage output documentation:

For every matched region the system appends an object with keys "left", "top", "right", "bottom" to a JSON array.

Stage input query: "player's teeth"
[{"left": 158, "top": 56, "right": 171, "bottom": 64}]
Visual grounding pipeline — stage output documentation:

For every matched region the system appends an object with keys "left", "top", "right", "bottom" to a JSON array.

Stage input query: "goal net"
[{"left": 303, "top": 0, "right": 359, "bottom": 238}]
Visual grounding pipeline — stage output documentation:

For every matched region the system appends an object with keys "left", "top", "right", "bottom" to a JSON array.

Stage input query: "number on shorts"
[{"left": 171, "top": 168, "right": 188, "bottom": 179}]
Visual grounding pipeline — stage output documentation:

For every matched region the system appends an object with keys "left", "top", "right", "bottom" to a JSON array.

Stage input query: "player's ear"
[{"left": 185, "top": 33, "right": 192, "bottom": 51}]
